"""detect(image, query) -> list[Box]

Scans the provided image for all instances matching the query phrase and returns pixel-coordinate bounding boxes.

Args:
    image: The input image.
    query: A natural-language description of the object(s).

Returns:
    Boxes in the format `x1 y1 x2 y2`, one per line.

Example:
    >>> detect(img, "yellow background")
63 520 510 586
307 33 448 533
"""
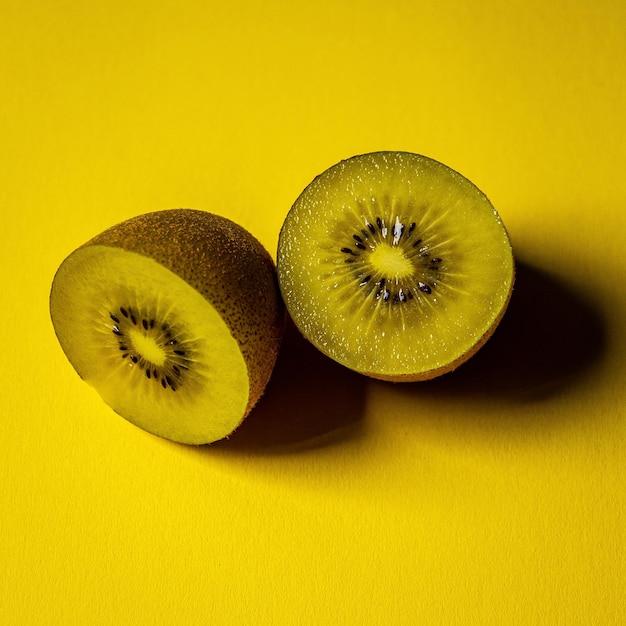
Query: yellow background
1 0 624 624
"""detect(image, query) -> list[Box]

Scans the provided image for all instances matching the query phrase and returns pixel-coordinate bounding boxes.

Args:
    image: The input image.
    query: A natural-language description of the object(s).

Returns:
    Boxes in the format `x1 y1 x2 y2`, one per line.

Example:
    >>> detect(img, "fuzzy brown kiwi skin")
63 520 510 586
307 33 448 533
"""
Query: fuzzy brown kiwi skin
364 262 516 382
81 209 285 416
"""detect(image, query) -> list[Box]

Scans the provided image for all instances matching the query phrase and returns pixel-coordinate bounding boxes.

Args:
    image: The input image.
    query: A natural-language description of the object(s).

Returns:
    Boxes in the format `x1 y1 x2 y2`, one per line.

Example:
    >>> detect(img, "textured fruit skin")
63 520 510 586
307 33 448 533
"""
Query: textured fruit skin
80 208 284 416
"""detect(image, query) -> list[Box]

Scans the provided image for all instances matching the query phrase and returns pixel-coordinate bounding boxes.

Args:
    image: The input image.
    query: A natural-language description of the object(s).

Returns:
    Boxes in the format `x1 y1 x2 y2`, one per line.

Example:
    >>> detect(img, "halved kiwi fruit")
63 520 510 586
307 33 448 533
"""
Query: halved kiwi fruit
50 209 284 444
277 151 514 381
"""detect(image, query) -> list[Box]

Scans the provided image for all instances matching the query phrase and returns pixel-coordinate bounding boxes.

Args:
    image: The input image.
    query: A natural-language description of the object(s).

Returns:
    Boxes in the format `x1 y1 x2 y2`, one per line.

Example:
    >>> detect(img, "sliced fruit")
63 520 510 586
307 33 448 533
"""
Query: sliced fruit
276 151 514 381
50 209 284 444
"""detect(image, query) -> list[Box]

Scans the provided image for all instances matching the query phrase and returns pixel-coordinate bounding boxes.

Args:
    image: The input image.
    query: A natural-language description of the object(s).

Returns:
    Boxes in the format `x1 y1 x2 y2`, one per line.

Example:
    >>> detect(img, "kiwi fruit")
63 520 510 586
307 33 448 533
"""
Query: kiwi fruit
276 151 514 381
50 209 284 444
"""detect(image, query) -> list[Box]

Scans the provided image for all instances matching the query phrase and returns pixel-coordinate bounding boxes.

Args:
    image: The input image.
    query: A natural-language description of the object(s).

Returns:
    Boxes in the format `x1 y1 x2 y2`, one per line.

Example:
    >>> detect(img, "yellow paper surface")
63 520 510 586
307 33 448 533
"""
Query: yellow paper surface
1 0 624 624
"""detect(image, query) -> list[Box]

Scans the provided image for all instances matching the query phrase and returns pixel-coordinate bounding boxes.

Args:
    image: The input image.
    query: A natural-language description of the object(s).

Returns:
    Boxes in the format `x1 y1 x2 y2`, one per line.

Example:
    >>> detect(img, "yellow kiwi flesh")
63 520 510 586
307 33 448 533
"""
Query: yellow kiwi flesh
50 209 284 444
277 152 514 381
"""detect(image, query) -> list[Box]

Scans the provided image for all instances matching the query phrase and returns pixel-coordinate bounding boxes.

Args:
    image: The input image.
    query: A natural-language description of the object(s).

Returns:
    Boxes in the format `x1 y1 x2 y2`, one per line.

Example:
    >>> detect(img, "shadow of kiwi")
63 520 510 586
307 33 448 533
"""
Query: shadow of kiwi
213 316 368 452
212 259 607 452
401 260 608 403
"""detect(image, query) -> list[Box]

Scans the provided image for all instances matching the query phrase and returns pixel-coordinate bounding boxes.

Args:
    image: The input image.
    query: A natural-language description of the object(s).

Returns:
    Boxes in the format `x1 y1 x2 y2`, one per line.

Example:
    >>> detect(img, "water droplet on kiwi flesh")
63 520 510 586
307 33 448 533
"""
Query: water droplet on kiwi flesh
335 207 447 307
108 306 194 392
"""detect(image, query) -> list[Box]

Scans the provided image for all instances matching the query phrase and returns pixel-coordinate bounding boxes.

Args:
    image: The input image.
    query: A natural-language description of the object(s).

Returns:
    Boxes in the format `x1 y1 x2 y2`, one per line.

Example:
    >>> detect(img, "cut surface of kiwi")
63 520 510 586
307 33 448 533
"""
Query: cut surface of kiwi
277 152 514 381
50 209 284 444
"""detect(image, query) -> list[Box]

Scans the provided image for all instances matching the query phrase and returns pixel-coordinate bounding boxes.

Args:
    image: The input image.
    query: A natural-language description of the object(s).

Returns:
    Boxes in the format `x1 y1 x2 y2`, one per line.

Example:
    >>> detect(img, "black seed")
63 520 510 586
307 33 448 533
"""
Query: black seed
130 313 137 325
359 275 371 287
166 376 174 387
145 369 151 379
379 277 386 287
376 217 383 230
408 223 416 235
375 289 383 300
161 378 167 388
412 238 423 248
174 350 185 356
418 282 432 294
383 289 390 302
367 222 376 234
419 251 430 258
431 257 442 264
354 241 366 250
344 258 356 264
110 313 120 324
120 307 129 318
353 234 363 243
142 319 148 330
172 366 180 375
121 353 128 359
407 289 414 300
119 345 128 351
399 289 406 302
112 326 122 336
168 338 177 345
130 355 138 364
170 385 177 392
149 319 155 329
341 247 354 254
